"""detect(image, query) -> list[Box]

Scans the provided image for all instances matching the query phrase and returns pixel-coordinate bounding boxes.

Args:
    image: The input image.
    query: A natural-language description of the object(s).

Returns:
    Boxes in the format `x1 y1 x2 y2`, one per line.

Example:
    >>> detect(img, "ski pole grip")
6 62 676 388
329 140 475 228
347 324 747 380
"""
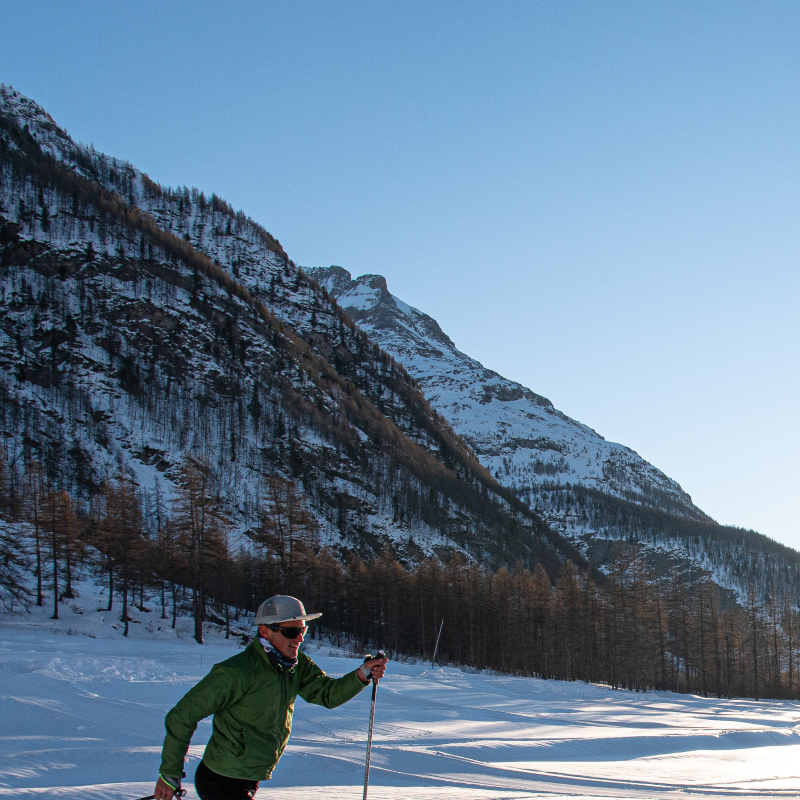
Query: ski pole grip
363 650 386 662
362 651 386 682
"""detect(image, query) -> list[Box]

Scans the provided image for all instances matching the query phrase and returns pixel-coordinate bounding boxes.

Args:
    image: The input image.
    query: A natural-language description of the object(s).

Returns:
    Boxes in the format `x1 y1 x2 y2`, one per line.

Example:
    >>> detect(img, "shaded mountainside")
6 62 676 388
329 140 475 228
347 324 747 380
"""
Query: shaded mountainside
0 84 585 574
308 267 800 601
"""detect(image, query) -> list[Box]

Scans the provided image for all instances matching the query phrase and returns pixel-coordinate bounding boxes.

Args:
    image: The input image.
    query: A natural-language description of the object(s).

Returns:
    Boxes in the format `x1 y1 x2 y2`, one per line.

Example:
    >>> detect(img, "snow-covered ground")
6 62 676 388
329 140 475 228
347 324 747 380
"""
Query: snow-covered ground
2 585 800 799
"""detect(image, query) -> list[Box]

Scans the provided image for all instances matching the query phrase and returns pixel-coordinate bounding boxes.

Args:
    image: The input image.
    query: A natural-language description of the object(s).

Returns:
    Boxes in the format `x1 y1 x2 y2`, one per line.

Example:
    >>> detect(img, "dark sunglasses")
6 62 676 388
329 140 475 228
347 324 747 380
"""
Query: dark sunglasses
268 624 308 639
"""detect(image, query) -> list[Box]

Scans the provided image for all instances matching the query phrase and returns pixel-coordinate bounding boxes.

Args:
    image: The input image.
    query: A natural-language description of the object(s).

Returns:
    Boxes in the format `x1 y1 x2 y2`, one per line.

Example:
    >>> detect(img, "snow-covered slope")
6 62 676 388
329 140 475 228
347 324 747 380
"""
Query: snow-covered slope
305 271 800 600
3 599 800 799
309 267 706 522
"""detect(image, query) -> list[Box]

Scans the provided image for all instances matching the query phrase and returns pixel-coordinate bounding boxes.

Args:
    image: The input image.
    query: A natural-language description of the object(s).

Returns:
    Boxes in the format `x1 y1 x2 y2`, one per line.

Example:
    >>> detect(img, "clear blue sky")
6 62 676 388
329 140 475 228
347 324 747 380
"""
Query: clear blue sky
3 1 799 547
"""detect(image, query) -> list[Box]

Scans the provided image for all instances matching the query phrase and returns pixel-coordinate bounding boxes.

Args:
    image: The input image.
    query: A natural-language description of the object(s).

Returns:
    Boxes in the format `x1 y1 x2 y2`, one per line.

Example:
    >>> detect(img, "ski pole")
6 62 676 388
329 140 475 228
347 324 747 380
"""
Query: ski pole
362 649 385 800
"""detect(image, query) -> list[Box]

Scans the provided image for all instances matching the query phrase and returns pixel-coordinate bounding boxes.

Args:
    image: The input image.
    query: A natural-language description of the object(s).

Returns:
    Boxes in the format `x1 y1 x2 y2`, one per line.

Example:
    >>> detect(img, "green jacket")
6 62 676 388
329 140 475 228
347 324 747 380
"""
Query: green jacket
160 641 366 781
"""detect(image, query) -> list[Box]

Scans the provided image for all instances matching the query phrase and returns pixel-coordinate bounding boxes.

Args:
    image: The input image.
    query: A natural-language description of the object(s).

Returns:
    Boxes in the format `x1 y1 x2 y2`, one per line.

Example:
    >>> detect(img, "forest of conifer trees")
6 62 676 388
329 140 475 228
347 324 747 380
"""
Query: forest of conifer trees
1 453 798 703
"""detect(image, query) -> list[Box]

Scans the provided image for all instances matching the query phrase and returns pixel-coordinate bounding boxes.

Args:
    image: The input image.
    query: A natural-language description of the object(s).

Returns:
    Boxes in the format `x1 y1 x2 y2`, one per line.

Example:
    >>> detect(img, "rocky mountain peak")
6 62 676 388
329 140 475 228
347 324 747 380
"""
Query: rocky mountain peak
308 266 456 351
309 266 800 600
309 265 706 530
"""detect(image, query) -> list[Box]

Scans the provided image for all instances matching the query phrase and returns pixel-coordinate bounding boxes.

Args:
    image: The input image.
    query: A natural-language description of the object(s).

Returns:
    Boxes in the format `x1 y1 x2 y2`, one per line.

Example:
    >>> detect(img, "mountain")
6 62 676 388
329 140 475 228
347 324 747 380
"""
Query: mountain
308 266 800 600
309 268 706 519
0 84 585 574
2 84 798 602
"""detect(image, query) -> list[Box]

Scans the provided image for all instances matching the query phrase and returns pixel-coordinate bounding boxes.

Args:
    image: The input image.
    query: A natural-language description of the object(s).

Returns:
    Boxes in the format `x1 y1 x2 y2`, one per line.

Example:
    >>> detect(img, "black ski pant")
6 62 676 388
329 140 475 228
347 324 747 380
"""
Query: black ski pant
194 759 259 799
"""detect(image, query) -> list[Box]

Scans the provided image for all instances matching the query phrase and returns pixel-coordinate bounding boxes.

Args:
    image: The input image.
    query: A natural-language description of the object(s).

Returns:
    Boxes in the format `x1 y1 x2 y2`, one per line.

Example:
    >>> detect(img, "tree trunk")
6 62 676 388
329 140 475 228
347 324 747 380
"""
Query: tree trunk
122 560 129 637
107 558 114 612
64 540 74 600
34 506 43 607
51 503 59 620
194 586 204 645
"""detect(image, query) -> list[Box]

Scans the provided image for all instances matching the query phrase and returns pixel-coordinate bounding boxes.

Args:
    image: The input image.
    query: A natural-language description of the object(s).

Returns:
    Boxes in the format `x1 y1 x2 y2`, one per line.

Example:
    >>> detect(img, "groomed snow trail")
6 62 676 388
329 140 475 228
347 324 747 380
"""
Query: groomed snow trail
2 592 800 799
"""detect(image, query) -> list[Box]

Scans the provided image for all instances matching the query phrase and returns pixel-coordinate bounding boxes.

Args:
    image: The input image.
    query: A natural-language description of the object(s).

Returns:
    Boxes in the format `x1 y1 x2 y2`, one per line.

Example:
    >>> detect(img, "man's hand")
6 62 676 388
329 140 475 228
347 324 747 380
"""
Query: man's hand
358 654 388 683
153 775 180 799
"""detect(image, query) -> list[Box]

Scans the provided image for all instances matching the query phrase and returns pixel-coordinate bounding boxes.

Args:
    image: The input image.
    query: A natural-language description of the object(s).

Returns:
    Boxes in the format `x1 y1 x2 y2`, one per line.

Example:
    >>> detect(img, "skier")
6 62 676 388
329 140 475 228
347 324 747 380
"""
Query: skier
153 594 388 799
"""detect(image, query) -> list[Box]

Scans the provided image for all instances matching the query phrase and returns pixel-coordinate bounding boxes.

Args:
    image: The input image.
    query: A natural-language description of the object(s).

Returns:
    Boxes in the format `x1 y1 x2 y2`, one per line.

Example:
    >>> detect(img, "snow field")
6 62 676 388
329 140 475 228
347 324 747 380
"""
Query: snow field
2 584 800 799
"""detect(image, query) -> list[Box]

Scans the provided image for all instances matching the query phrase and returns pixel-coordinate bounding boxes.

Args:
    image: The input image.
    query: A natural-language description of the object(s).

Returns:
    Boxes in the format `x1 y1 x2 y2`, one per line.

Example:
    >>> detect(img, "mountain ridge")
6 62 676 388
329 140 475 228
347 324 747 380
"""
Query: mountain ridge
0 84 584 574
308 266 706 517
307 266 800 600
2 83 798 602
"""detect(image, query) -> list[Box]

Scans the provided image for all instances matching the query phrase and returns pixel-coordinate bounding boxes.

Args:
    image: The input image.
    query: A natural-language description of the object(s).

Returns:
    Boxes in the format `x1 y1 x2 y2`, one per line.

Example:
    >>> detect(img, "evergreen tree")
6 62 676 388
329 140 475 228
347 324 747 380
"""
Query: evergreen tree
172 456 226 645
96 475 146 636
253 475 319 595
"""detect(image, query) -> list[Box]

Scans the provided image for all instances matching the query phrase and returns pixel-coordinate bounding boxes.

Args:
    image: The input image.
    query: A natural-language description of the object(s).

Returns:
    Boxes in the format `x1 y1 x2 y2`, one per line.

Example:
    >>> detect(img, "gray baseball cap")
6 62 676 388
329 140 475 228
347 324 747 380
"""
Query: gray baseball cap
255 595 322 626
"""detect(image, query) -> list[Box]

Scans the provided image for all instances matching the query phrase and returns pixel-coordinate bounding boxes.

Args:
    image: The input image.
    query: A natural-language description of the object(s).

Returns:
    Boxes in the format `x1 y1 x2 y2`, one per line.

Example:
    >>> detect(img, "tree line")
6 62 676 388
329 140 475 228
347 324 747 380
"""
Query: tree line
1 452 799 701
524 482 800 603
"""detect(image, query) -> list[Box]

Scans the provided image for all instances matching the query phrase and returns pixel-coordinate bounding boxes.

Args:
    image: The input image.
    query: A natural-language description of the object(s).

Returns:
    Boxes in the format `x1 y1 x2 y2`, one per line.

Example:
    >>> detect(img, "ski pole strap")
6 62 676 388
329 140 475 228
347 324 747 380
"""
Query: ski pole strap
160 772 183 791
133 786 187 799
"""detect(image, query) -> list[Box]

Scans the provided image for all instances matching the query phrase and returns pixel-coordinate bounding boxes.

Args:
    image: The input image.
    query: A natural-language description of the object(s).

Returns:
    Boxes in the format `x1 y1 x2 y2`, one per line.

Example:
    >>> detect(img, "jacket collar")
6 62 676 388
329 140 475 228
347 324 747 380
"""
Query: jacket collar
259 636 298 671
250 636 301 673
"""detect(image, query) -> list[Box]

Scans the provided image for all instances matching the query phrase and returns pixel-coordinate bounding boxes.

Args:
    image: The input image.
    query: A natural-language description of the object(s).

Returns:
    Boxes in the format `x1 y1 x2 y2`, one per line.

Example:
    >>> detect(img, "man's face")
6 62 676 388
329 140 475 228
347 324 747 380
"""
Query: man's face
259 620 307 659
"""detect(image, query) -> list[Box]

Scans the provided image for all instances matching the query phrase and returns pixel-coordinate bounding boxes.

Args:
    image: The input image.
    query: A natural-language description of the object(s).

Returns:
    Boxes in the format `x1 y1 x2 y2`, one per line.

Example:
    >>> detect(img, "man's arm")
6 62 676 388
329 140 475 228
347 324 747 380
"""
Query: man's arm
157 663 244 791
298 654 388 708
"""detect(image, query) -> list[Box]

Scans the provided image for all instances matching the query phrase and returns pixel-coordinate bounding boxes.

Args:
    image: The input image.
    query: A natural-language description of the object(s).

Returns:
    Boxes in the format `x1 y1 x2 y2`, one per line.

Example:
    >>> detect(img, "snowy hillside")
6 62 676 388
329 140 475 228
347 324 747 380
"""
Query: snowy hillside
3 84 798 599
0 84 580 571
306 272 800 599
310 267 703 521
2 593 800 799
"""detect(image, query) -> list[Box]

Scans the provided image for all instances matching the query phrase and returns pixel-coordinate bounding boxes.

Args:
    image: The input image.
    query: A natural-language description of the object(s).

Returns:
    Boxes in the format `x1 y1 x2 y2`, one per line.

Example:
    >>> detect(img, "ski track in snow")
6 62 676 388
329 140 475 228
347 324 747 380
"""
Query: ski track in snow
2 588 800 799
